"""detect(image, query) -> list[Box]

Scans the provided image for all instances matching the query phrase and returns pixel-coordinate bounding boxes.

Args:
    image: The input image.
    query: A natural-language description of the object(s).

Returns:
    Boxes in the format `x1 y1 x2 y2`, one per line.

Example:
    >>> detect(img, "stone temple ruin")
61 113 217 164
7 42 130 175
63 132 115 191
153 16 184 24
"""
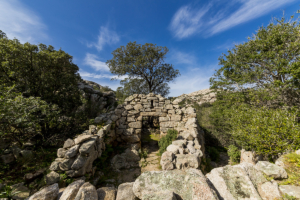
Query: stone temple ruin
48 93 205 180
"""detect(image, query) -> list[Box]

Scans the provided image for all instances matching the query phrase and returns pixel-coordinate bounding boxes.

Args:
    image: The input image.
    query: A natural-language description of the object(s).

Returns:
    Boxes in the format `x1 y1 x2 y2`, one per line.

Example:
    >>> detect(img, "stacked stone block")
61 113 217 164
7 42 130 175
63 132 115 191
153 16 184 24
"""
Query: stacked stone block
49 126 105 178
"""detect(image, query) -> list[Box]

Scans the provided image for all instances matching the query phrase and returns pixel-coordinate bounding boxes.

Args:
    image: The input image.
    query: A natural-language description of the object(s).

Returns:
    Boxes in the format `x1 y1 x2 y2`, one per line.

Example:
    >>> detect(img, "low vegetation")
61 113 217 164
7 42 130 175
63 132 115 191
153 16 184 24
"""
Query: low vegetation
279 153 300 186
158 129 178 156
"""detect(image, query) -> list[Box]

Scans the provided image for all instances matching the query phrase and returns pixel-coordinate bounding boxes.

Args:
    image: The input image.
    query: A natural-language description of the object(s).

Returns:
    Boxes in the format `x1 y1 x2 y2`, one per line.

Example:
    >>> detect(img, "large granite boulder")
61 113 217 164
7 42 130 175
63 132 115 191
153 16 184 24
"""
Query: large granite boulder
28 183 59 200
206 165 261 200
116 182 138 200
74 182 98 200
142 191 178 200
279 185 300 199
59 180 85 200
97 187 117 200
133 169 219 200
255 161 288 179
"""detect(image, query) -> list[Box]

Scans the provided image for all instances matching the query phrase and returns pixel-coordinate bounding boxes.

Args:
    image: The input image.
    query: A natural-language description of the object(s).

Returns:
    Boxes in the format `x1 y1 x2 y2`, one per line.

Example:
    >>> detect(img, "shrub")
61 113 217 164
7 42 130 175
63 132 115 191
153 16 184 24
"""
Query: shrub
228 145 240 164
158 129 178 156
207 146 220 162
229 105 300 158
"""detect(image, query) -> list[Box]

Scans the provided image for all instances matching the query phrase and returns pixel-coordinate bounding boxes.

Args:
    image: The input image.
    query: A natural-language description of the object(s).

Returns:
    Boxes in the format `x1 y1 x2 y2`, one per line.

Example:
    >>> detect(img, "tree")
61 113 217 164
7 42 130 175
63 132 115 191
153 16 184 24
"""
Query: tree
210 17 300 107
0 30 87 144
106 42 180 96
0 30 82 114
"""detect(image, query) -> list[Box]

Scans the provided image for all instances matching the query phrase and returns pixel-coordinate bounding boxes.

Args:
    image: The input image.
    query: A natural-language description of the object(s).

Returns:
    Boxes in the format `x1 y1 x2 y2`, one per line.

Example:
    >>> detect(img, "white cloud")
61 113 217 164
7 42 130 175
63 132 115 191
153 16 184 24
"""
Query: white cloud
210 0 296 35
87 26 120 51
169 5 211 39
170 0 297 39
84 53 110 72
0 0 47 43
79 70 128 80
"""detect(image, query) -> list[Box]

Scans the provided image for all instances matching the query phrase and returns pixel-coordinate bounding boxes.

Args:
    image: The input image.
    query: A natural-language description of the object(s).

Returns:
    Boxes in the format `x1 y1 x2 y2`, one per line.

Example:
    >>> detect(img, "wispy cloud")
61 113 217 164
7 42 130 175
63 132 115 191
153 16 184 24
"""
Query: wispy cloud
169 50 197 65
169 5 211 39
87 25 120 51
0 0 47 43
79 70 128 80
170 0 297 39
84 53 110 72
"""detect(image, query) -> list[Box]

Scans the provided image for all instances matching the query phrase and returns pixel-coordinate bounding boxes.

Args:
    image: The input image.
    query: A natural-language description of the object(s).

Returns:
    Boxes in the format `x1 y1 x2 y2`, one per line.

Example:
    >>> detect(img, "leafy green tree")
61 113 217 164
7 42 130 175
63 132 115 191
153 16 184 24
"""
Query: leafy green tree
0 30 82 114
0 30 87 144
210 17 300 107
0 85 60 145
106 42 180 96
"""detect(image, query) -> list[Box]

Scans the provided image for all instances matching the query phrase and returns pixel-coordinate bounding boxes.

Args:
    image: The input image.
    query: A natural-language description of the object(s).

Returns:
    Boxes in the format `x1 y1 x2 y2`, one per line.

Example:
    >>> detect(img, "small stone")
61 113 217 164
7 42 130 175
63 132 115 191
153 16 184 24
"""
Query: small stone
97 187 117 200
116 182 138 200
57 148 67 158
65 145 80 159
63 139 75 149
89 125 97 134
128 122 142 129
45 171 60 185
79 138 97 155
59 180 85 200
74 135 93 145
74 182 98 200
71 155 87 170
166 145 179 154
1 153 15 164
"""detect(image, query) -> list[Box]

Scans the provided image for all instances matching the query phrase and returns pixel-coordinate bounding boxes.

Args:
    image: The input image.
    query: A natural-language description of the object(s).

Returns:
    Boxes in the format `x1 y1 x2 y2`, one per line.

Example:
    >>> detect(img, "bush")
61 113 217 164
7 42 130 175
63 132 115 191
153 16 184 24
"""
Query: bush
228 145 240 164
229 105 300 158
158 129 178 156
207 146 220 162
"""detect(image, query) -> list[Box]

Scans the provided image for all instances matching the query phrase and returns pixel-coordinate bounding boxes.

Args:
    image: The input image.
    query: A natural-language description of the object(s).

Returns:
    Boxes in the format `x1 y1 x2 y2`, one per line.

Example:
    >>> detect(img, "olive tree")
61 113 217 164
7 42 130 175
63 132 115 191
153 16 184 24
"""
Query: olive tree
106 42 180 96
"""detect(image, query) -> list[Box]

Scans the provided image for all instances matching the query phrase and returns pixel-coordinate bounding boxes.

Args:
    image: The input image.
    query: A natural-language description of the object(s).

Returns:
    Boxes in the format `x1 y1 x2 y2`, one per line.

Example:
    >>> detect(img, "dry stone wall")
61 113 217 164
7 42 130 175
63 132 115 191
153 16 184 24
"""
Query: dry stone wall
48 93 206 181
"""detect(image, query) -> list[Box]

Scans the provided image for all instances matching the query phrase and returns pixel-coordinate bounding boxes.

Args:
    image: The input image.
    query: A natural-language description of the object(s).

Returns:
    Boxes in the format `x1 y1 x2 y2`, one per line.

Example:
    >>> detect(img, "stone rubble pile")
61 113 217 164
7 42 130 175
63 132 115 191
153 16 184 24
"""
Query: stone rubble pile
48 125 105 179
0 140 34 164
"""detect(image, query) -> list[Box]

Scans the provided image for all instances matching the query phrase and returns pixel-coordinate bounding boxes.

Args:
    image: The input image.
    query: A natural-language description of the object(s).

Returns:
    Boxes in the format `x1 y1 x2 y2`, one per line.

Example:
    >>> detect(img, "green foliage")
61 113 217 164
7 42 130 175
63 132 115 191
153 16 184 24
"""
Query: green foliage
282 193 298 200
118 78 170 97
100 86 113 92
279 153 300 186
139 148 149 160
207 146 220 162
107 41 180 96
229 105 300 157
228 145 240 164
0 85 60 143
0 30 88 144
178 99 186 107
158 129 178 156
0 185 20 200
210 16 300 108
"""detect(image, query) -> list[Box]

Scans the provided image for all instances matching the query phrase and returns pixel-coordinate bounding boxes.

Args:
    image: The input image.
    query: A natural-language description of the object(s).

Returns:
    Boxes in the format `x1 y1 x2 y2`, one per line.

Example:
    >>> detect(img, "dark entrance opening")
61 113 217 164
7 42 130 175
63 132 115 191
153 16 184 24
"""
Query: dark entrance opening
141 116 160 154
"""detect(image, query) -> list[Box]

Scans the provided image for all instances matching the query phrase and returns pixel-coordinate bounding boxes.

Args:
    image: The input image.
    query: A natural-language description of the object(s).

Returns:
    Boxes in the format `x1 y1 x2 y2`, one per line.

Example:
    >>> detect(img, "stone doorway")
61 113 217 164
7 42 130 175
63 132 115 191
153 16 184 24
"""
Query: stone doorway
140 116 161 173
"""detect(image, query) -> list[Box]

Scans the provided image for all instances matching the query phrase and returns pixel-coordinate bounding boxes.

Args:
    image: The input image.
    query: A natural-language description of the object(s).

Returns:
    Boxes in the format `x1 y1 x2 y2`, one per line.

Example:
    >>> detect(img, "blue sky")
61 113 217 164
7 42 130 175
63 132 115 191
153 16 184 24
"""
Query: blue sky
0 0 299 96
